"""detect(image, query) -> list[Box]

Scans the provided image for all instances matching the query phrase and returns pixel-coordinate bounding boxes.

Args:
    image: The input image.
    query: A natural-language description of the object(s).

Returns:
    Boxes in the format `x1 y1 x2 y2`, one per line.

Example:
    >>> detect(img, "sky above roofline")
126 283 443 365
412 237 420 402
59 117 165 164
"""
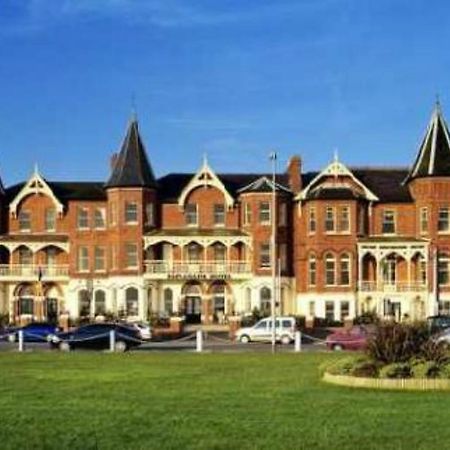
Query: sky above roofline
0 0 449 185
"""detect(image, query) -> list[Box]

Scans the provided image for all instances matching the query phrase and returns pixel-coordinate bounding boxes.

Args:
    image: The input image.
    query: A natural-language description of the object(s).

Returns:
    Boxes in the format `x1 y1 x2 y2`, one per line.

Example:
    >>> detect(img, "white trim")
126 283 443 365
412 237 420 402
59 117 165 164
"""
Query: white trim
237 176 292 195
178 159 234 209
9 168 64 218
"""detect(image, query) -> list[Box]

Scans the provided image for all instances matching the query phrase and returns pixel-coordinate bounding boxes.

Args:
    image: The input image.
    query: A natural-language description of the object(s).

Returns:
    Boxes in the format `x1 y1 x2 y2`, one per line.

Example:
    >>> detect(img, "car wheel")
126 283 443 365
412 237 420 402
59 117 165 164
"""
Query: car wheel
240 335 251 344
281 335 291 345
332 344 343 351
115 341 127 353
8 334 16 343
59 341 71 352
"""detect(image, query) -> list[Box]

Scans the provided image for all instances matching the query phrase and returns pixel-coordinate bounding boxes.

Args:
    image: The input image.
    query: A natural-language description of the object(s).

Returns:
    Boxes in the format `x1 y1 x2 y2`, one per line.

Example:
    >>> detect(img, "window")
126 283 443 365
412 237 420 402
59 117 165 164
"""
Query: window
308 255 316 286
185 203 198 226
325 253 336 285
187 243 201 262
18 210 31 232
125 287 139 316
78 289 91 317
259 202 271 224
308 207 316 233
94 290 106 316
94 208 106 229
438 207 450 233
438 253 450 285
278 203 287 227
260 287 271 314
145 203 155 227
339 254 350 286
325 301 335 321
213 204 225 226
125 202 138 224
339 206 350 233
420 207 428 234
418 257 427 284
243 203 252 225
110 202 117 226
340 301 350 321
308 301 315 317
213 243 226 262
18 247 32 265
45 208 56 231
94 246 106 272
19 298 34 315
125 243 138 268
325 206 335 232
259 242 271 268
77 207 89 229
77 246 89 272
382 210 396 234
46 247 57 266
383 256 397 284
164 288 173 314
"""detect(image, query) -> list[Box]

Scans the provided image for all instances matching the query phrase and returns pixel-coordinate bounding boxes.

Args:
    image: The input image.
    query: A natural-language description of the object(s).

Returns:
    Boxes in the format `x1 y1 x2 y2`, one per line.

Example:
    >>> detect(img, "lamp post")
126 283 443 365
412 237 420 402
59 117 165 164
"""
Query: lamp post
270 151 277 354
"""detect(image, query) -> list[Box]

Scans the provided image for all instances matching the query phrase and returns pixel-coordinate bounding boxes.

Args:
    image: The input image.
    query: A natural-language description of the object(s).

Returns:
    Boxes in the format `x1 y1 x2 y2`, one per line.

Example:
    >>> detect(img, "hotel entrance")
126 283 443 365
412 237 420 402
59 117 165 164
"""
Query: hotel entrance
181 282 202 324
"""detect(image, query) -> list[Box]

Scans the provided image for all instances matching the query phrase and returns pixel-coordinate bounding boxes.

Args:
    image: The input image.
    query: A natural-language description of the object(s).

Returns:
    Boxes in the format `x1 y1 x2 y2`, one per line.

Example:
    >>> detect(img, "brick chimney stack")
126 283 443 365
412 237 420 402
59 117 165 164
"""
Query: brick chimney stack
287 155 302 194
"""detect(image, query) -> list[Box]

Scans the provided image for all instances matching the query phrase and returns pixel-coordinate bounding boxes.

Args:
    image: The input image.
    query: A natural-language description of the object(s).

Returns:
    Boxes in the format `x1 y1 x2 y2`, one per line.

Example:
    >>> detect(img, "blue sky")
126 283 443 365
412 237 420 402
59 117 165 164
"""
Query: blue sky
0 0 450 185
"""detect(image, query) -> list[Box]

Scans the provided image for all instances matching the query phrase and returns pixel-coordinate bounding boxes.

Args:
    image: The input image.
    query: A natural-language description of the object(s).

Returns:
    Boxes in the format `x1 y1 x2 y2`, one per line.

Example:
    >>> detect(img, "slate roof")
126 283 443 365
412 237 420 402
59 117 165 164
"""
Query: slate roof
405 103 450 182
105 118 157 189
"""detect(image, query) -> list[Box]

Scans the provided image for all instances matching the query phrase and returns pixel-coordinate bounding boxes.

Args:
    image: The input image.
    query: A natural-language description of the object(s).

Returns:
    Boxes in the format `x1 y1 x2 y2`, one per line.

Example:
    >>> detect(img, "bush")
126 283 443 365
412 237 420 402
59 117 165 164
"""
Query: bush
379 362 412 379
366 321 430 364
324 355 368 376
354 311 379 326
411 361 441 379
350 359 380 378
438 362 450 379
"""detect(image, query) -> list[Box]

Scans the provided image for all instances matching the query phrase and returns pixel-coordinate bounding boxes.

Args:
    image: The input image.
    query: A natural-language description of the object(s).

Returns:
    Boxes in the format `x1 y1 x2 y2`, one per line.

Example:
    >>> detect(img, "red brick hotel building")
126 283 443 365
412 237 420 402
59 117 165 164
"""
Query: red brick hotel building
1 103 450 324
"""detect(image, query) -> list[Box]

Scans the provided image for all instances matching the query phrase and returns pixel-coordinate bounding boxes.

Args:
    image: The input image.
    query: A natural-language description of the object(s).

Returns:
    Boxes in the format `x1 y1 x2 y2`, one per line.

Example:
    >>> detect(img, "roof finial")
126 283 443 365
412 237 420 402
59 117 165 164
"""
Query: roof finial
435 93 441 114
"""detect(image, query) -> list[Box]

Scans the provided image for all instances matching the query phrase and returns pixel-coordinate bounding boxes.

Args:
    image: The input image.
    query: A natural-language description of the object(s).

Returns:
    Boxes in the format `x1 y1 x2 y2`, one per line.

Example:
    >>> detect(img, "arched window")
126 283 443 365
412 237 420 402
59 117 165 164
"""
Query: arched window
260 287 271 315
17 284 34 315
308 254 316 286
18 247 32 265
78 289 91 317
186 243 201 262
325 253 336 286
213 243 226 262
339 253 350 286
126 287 139 316
163 288 173 315
94 290 106 316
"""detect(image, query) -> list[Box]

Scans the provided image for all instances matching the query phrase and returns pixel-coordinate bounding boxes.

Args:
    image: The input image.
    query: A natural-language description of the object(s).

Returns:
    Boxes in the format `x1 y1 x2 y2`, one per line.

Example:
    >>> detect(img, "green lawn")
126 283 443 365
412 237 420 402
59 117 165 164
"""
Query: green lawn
0 352 449 450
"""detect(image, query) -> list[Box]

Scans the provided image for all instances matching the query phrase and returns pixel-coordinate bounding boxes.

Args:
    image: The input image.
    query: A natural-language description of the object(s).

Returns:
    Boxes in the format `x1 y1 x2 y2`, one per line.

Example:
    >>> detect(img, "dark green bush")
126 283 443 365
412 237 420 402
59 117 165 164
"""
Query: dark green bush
324 356 368 376
379 362 412 379
350 360 380 378
411 361 441 379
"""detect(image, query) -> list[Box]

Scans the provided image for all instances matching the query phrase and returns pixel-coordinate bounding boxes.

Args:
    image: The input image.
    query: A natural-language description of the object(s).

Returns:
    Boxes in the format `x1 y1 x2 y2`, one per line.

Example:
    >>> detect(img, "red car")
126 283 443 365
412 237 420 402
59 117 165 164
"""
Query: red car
326 326 369 351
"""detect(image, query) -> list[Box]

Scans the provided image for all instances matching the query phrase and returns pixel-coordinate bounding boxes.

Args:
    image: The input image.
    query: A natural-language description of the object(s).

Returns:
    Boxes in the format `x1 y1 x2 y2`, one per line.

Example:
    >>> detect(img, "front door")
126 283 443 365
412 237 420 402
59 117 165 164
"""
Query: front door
184 296 201 324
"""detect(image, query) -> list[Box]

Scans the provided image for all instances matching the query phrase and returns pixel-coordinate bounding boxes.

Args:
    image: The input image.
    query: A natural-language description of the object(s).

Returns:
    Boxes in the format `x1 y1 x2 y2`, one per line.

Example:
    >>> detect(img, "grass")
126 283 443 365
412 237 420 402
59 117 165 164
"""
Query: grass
1 352 450 450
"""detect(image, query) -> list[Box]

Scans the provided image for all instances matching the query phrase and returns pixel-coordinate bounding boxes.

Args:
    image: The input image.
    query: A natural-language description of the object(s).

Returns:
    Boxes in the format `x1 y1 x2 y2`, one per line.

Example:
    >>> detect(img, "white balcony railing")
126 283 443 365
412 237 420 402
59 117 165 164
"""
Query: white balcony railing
144 260 252 279
0 264 69 279
359 281 427 293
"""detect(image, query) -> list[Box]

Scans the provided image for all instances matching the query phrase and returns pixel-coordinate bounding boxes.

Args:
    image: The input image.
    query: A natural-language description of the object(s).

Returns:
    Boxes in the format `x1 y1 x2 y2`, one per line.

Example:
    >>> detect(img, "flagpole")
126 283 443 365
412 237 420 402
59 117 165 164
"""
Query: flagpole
270 151 277 354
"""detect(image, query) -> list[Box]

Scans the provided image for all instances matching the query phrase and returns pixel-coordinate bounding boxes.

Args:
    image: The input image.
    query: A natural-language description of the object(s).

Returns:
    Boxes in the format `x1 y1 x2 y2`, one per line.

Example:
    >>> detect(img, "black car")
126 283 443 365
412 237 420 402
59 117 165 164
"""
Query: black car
7 322 60 342
49 323 141 352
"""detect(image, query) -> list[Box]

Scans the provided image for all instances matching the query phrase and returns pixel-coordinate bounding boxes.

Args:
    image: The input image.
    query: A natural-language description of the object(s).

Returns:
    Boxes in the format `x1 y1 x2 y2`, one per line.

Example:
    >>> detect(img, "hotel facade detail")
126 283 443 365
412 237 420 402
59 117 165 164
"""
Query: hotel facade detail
1 103 450 324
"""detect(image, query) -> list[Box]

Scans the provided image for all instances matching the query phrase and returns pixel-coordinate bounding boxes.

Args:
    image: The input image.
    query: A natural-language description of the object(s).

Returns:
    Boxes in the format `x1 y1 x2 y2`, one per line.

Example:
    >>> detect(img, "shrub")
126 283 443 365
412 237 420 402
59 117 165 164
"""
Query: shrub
411 361 441 379
420 340 449 365
324 355 368 376
366 321 430 364
350 360 380 378
354 311 379 326
438 362 450 379
379 362 412 379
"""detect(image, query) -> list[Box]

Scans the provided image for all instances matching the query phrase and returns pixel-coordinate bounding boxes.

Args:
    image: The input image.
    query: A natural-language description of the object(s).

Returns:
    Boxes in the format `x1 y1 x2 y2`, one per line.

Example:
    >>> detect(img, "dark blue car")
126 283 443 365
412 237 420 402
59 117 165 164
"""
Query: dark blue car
48 323 141 352
8 322 60 342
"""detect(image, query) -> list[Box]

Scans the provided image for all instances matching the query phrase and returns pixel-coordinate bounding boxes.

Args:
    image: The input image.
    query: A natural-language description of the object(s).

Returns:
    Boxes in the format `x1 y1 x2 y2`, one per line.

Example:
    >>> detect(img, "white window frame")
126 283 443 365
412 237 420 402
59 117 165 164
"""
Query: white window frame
45 208 56 232
438 207 450 233
339 253 351 286
125 202 138 224
77 207 89 230
77 246 89 272
213 204 225 227
308 206 316 234
259 202 271 225
94 208 106 230
18 210 31 232
325 206 335 233
382 209 396 234
339 206 350 233
185 204 198 227
125 243 138 269
259 242 271 268
243 203 252 225
325 253 336 286
308 254 316 286
94 246 106 272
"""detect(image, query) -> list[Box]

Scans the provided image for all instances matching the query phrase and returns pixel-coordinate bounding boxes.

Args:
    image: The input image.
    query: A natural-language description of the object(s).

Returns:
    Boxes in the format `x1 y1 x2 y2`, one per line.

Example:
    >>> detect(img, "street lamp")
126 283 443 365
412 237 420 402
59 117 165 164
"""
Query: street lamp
270 151 277 354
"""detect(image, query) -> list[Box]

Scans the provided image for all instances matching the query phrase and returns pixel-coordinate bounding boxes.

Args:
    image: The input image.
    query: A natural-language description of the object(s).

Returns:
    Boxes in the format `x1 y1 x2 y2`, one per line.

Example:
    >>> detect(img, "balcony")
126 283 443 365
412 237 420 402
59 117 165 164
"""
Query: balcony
359 281 427 293
0 264 70 281
144 260 252 280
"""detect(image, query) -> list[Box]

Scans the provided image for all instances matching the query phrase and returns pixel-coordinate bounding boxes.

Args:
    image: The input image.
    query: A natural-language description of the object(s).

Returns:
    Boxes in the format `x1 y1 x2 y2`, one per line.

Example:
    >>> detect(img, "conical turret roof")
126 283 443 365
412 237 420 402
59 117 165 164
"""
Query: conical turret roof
405 102 450 182
106 118 157 189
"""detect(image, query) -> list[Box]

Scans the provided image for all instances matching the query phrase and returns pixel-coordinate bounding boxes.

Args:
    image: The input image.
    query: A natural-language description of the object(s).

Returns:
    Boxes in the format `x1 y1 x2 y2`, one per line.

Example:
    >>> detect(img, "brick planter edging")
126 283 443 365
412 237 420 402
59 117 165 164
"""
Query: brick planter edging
323 372 450 391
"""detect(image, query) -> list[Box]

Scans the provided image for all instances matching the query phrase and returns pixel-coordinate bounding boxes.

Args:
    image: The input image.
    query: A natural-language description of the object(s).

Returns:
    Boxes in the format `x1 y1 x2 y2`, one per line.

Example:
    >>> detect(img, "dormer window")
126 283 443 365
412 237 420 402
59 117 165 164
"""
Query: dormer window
18 210 31 232
382 210 396 234
185 204 198 226
125 202 138 224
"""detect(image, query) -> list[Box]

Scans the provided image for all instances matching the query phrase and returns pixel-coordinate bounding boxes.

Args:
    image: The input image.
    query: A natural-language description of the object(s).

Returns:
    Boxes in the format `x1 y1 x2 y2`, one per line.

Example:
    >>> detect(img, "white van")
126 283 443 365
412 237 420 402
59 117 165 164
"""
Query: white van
235 317 296 345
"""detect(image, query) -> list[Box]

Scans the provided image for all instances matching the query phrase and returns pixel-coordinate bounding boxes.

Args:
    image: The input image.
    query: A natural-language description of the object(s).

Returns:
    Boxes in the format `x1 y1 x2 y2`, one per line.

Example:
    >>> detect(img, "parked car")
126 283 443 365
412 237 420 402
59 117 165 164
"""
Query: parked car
8 322 60 343
235 317 296 344
326 326 369 351
126 322 152 341
48 323 141 352
427 315 450 334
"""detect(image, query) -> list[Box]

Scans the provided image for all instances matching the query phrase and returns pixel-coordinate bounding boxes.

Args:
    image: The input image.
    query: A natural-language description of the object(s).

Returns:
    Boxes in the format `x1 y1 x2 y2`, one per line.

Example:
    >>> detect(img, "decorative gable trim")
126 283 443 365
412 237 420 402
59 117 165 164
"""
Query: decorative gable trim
9 167 64 218
296 155 379 202
177 157 234 209
237 176 292 194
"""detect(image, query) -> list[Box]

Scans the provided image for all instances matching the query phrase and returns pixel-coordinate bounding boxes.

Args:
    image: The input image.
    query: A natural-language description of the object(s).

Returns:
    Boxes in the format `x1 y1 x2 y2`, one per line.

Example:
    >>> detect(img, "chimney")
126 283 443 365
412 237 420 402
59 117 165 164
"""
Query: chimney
110 153 118 172
287 155 302 194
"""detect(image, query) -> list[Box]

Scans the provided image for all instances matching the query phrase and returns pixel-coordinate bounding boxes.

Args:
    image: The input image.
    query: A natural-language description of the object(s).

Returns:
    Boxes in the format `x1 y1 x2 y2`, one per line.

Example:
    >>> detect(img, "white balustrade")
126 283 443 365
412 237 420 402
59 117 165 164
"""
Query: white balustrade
0 264 69 278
